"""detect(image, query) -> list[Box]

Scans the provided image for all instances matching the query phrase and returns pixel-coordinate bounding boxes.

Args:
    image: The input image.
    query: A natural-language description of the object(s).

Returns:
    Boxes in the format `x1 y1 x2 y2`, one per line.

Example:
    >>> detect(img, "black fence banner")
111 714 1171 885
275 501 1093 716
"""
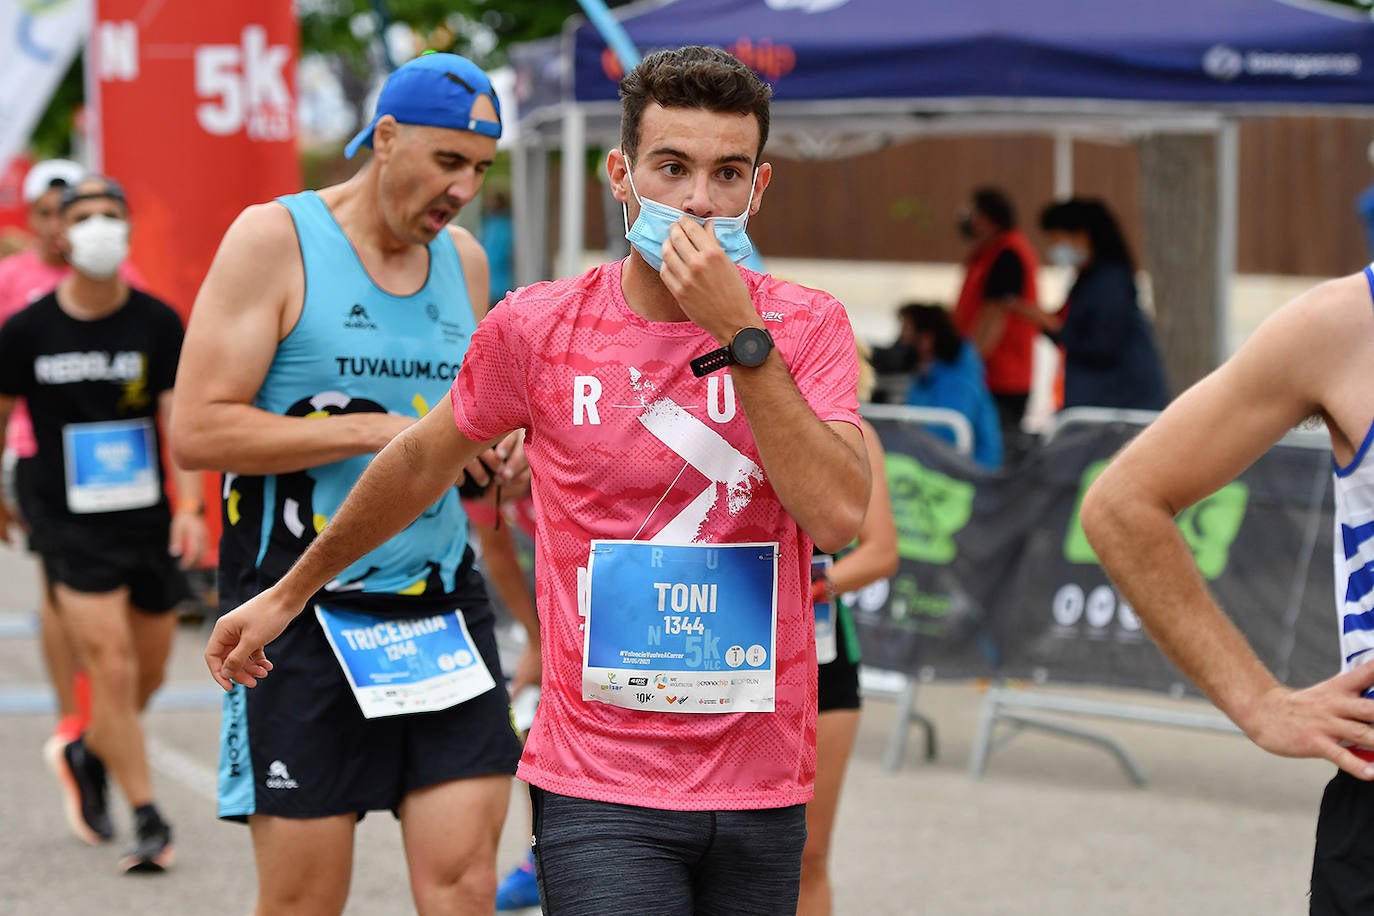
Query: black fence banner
854 414 1339 694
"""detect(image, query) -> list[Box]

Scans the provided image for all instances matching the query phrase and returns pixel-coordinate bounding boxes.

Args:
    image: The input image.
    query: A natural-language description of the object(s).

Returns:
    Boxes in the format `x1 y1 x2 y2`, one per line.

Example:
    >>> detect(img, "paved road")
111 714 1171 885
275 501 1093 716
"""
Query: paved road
0 541 1333 915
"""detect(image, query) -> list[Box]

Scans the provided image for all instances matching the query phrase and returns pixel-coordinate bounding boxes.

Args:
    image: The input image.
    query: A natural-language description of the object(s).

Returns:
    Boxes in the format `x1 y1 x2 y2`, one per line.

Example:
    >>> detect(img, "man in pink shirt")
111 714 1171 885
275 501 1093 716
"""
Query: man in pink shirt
0 160 147 762
206 46 871 915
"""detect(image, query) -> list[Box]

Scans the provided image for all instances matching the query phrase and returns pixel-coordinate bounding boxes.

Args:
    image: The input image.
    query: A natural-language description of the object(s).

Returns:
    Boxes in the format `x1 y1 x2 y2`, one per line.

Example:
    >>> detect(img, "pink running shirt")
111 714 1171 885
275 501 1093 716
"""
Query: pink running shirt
451 260 861 811
0 250 146 456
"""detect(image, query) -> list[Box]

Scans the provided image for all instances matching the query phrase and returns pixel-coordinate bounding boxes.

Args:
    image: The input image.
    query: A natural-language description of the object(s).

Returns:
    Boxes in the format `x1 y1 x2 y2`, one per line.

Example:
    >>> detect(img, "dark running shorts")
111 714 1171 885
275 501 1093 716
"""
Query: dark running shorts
216 568 522 821
817 603 860 714
531 786 806 916
1310 769 1374 913
38 531 189 613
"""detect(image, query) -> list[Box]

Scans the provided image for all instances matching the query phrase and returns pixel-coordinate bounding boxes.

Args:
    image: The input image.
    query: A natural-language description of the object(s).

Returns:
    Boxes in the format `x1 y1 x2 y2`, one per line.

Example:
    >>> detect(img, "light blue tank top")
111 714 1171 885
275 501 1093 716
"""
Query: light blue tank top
224 190 477 601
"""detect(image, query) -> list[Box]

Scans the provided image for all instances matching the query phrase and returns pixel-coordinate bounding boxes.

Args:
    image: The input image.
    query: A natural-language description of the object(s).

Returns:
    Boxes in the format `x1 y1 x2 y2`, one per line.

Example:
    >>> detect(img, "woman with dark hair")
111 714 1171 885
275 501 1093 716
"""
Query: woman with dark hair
1027 198 1169 411
901 303 1003 468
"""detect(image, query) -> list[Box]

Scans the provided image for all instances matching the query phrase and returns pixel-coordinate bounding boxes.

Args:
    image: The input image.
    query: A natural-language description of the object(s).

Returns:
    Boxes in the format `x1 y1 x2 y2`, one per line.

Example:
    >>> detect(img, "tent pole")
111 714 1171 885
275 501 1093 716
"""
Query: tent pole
559 105 587 280
1215 120 1238 363
1053 133 1074 200
512 141 548 288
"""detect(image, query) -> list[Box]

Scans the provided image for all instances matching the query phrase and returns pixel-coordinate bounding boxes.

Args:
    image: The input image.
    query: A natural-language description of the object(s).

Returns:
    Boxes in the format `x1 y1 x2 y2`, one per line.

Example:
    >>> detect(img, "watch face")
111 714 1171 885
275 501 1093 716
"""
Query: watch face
732 327 773 368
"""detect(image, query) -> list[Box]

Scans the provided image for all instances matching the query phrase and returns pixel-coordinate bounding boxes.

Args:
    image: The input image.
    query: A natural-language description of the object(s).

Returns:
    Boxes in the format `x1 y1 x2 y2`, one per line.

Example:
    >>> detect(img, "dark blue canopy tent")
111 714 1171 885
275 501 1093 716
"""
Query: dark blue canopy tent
565 0 1374 107
508 0 1374 358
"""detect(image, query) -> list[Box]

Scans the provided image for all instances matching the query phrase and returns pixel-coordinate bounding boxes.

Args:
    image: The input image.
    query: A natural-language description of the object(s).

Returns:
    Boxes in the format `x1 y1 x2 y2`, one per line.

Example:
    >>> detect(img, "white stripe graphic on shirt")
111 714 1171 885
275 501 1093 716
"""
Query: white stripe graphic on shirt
636 397 763 543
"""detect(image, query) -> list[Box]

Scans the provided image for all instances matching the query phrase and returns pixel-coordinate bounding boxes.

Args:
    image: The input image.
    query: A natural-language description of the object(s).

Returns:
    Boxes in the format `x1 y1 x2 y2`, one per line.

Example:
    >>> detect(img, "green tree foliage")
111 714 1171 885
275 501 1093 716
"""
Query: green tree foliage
300 0 635 70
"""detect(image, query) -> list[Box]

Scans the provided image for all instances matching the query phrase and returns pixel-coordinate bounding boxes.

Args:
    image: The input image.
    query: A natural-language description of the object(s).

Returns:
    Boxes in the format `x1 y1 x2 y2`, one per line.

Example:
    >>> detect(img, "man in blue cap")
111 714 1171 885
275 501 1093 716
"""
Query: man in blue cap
171 52 536 915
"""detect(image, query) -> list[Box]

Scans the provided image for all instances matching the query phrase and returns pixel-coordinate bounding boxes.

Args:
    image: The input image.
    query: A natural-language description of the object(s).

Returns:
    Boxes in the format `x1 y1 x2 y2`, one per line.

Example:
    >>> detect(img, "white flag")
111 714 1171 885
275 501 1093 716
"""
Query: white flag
0 0 92 177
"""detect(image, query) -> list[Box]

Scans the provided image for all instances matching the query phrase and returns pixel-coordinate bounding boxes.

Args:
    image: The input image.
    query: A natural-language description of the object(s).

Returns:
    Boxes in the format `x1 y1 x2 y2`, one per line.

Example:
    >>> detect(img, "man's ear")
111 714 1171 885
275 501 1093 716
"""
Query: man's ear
748 161 773 216
606 148 631 204
372 115 400 161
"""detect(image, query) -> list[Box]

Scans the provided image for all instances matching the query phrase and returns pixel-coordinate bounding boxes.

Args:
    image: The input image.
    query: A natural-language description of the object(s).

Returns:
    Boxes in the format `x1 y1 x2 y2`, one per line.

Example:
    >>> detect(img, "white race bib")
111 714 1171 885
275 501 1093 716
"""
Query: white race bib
813 554 837 665
315 605 496 719
582 541 779 713
62 418 159 513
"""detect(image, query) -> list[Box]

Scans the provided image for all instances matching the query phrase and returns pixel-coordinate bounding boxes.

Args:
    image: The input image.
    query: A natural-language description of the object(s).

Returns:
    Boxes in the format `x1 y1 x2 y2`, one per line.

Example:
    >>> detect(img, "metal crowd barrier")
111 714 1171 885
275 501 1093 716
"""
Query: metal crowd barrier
858 403 975 771
967 407 1328 785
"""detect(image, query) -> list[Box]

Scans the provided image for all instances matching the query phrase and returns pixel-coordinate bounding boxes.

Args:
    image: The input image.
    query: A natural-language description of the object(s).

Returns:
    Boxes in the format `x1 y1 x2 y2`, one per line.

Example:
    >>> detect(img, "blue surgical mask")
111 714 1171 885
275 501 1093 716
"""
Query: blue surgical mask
1048 242 1087 269
621 157 757 271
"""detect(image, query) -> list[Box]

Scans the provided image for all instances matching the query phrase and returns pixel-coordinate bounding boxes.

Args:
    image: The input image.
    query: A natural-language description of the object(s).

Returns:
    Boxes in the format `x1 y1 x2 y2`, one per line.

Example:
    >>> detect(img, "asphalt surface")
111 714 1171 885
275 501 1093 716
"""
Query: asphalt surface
0 540 1334 915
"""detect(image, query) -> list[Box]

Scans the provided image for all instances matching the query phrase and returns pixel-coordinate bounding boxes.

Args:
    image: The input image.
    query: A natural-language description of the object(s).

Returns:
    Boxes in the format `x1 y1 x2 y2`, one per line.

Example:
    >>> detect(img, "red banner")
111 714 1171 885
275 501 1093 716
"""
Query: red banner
89 0 300 319
89 1 302 562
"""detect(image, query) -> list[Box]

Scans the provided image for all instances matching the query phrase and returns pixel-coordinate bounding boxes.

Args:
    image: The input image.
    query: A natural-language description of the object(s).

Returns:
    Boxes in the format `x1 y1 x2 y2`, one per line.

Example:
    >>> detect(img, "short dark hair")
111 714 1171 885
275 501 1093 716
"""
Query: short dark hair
972 187 1016 231
1039 197 1134 271
60 175 128 216
901 302 964 365
619 46 772 165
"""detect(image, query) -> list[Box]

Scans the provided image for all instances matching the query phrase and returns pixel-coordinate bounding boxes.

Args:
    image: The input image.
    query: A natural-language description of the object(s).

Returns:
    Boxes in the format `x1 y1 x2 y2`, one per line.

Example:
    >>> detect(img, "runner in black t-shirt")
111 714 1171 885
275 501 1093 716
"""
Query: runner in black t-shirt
0 176 206 873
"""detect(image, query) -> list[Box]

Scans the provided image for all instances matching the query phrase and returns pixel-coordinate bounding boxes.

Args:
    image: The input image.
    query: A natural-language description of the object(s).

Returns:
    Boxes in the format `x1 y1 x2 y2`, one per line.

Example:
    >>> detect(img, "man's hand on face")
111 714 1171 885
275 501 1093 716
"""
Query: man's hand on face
658 217 756 344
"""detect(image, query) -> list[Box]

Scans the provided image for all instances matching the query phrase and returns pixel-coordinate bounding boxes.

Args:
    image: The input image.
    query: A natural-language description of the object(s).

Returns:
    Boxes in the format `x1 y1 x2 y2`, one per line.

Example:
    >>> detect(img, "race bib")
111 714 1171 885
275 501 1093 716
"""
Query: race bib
62 418 159 513
315 605 496 719
812 554 837 665
582 541 778 713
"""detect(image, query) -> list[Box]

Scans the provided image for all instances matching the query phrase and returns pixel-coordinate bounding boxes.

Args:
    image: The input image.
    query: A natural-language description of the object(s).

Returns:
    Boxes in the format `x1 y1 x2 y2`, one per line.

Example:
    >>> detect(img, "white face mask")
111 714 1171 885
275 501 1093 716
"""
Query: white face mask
66 215 129 279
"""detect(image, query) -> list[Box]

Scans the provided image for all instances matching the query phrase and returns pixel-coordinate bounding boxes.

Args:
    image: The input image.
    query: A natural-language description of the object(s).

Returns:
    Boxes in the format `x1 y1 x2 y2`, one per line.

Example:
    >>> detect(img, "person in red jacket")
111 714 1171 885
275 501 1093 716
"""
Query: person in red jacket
952 187 1040 463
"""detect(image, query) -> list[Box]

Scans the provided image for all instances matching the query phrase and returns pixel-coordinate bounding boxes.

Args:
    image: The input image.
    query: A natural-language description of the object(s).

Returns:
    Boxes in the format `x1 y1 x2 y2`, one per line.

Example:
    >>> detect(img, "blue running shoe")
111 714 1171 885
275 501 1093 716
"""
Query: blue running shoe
495 852 540 911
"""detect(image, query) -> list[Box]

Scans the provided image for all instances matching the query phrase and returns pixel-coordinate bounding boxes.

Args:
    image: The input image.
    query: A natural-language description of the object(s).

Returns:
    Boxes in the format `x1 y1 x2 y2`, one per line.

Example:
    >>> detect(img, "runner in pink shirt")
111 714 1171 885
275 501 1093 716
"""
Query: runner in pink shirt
206 47 872 915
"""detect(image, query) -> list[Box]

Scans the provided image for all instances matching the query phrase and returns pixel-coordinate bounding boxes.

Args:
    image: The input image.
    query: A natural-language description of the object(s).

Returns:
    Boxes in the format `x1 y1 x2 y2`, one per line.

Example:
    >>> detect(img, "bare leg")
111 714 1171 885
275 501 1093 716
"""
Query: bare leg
798 709 862 916
249 814 356 916
128 606 176 711
400 775 510 915
56 584 155 807
37 572 83 730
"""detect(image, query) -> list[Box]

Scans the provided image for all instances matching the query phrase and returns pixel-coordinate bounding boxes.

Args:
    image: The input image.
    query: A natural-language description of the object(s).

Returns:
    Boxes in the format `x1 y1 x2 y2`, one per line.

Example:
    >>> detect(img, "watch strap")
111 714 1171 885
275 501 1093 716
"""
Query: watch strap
691 346 734 378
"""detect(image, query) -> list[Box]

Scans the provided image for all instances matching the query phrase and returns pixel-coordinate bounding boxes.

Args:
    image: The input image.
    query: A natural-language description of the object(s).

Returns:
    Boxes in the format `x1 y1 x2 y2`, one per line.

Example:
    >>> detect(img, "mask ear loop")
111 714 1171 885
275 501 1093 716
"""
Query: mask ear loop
616 149 640 236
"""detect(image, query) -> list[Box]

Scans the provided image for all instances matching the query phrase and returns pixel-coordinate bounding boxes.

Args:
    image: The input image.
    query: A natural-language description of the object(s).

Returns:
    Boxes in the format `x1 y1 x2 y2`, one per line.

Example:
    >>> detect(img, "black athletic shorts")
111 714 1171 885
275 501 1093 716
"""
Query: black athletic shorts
216 563 522 821
1310 768 1374 913
817 603 860 714
38 529 189 613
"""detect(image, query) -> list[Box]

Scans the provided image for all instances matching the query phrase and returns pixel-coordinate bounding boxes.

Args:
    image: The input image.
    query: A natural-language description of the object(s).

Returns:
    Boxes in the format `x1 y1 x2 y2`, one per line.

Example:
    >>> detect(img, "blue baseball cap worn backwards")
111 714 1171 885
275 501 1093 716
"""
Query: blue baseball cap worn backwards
345 51 502 158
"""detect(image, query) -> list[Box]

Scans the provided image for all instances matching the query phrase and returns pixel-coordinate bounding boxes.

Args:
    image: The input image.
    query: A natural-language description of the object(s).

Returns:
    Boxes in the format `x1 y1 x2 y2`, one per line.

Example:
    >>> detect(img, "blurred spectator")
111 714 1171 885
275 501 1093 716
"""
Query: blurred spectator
1022 198 1168 411
479 188 514 307
866 307 920 404
951 187 1040 461
903 303 1003 469
0 228 28 259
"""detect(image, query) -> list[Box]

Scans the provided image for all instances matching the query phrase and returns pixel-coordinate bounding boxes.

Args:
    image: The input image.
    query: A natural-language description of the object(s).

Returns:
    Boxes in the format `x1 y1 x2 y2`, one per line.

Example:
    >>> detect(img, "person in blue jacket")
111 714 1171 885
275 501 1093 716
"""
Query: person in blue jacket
1023 198 1169 412
902 303 1003 468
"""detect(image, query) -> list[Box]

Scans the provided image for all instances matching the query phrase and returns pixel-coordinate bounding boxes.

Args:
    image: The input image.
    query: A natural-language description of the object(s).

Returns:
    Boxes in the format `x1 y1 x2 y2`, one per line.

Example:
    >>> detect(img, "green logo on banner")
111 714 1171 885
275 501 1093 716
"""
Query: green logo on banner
1063 460 1249 580
885 453 976 563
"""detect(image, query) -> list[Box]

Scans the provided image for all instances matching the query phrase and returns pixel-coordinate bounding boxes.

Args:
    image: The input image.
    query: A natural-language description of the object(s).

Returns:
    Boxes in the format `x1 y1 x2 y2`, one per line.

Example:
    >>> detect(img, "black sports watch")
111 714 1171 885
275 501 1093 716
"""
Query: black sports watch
691 326 775 378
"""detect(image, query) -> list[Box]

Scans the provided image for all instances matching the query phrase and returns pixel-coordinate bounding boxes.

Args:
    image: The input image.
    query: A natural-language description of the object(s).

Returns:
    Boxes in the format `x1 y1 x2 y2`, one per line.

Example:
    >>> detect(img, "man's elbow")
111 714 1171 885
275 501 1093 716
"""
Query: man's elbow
169 416 218 471
1080 475 1123 558
809 500 867 555
877 548 900 580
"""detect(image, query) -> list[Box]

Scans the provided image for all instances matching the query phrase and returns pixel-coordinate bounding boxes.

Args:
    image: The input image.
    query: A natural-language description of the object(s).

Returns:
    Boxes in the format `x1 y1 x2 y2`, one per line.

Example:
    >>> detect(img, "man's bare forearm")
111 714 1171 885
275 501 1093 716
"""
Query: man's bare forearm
730 359 869 553
271 409 491 605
